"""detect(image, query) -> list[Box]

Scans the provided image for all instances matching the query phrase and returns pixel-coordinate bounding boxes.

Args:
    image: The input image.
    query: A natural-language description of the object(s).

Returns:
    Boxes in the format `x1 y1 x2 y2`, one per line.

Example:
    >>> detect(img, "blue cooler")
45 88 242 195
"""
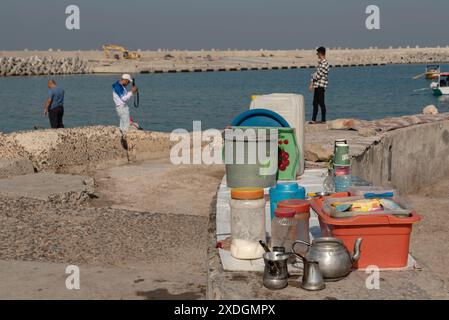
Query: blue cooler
269 182 306 220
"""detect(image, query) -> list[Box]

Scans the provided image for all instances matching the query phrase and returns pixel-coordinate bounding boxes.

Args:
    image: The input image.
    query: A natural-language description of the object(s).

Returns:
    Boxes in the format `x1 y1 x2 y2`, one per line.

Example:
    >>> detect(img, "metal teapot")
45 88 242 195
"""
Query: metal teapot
292 237 362 281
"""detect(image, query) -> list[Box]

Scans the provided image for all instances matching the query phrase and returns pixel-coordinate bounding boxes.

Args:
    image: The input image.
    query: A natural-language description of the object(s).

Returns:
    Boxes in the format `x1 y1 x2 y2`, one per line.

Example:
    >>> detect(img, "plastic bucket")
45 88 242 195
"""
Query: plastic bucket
224 127 278 188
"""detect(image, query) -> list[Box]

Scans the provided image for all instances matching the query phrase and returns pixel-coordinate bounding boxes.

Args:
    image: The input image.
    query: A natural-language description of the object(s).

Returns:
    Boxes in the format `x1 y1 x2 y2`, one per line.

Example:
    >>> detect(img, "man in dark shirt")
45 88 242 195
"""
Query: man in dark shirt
309 47 329 124
44 80 65 128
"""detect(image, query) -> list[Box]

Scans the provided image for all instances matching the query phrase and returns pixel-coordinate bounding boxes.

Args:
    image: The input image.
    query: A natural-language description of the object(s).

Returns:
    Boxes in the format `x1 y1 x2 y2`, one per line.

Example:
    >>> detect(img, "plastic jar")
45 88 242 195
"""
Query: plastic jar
230 188 267 260
278 199 311 255
271 208 297 251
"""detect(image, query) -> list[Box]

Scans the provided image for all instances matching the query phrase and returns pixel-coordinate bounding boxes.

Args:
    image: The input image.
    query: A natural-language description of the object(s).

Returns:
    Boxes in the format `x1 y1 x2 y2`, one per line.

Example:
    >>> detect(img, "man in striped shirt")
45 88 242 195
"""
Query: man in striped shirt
309 47 329 124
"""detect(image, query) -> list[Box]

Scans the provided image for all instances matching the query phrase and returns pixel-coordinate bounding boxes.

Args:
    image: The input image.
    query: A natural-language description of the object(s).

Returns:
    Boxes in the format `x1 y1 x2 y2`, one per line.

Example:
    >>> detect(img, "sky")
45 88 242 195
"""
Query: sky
0 0 448 50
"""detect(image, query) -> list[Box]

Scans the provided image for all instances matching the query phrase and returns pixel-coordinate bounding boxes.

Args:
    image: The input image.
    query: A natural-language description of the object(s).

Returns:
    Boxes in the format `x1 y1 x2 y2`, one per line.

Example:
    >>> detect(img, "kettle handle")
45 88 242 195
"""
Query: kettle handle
291 240 311 260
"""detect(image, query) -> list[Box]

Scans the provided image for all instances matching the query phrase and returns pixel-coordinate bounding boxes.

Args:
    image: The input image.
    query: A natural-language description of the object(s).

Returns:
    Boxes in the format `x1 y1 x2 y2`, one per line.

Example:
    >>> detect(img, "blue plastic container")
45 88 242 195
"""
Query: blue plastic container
269 182 306 220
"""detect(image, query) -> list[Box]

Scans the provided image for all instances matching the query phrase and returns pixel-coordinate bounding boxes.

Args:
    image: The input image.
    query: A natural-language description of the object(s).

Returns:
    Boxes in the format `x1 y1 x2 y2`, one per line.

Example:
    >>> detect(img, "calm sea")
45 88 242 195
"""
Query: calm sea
0 64 448 133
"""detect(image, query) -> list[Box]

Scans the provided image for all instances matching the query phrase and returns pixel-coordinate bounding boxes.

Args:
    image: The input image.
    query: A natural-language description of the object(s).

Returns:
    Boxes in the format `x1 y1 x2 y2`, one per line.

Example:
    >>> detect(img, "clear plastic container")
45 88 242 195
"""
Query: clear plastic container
323 169 336 193
347 186 396 197
271 208 297 251
230 188 267 260
277 199 311 255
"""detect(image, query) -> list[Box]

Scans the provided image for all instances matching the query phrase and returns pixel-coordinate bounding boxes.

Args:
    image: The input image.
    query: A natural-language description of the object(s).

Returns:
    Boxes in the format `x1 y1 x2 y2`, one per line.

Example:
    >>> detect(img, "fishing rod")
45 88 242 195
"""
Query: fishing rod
132 78 140 108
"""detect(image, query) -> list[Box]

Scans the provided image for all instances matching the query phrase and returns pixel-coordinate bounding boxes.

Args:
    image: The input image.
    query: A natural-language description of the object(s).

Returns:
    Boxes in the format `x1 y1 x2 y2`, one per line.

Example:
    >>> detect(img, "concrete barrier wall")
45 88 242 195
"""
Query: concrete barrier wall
352 120 449 194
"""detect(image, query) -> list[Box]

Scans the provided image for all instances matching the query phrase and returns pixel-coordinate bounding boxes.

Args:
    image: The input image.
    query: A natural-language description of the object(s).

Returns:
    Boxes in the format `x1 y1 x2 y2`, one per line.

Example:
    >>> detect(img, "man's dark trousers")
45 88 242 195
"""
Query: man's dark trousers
312 87 326 123
49 106 64 129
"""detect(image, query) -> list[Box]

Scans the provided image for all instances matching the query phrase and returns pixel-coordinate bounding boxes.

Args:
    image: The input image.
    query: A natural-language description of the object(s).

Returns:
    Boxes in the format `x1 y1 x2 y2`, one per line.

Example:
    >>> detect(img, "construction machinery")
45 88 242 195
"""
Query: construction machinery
103 44 141 60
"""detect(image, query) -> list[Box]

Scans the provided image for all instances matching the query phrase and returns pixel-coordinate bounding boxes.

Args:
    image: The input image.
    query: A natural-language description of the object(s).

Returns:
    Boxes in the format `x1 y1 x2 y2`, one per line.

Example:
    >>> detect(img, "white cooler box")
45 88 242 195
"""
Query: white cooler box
250 93 306 176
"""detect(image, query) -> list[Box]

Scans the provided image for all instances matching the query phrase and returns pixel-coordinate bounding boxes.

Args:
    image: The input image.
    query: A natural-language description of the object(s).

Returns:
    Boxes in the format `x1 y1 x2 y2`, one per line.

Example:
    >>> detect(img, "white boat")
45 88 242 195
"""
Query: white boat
431 72 449 96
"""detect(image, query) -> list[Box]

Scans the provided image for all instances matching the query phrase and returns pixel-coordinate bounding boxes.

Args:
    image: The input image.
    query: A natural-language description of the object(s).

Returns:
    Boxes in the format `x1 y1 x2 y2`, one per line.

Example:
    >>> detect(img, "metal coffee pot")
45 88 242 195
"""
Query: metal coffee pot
262 251 289 290
292 237 363 281
300 259 325 291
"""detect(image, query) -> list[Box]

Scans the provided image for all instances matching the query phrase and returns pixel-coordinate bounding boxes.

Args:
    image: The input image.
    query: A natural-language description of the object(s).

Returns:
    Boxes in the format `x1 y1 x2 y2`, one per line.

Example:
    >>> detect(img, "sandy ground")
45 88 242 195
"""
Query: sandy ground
0 157 224 300
409 179 449 287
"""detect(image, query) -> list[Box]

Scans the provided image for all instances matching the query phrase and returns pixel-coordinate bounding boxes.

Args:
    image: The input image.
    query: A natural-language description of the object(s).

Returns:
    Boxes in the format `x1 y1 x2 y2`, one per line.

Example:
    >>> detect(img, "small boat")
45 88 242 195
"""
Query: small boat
431 72 449 96
425 65 440 80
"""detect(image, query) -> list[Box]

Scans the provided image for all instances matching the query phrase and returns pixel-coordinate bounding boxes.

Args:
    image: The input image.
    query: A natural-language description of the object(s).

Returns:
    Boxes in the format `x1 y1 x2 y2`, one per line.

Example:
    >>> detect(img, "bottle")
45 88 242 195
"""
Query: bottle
323 169 335 194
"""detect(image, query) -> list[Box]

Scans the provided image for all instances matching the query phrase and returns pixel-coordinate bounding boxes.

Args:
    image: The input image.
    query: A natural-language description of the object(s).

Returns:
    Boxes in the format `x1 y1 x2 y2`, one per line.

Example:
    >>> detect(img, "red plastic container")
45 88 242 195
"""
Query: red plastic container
311 193 422 269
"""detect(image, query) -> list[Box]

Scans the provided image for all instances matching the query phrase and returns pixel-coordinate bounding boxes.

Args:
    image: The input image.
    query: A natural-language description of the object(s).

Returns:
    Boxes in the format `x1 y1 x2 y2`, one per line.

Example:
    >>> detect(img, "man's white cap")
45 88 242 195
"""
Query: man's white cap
121 74 133 82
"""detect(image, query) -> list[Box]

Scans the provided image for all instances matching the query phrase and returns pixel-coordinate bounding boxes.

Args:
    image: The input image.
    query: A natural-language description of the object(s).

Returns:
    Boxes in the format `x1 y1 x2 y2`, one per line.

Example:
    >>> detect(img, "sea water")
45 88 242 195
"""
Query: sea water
0 64 448 133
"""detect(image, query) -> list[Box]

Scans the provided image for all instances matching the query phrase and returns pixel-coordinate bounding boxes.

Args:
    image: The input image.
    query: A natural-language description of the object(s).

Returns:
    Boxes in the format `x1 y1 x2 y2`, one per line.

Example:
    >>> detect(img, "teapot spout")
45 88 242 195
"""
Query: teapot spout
351 238 363 263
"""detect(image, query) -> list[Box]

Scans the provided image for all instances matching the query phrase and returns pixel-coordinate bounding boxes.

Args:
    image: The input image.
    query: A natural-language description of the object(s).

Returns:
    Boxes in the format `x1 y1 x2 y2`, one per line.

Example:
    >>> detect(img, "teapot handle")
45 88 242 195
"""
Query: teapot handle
291 240 311 260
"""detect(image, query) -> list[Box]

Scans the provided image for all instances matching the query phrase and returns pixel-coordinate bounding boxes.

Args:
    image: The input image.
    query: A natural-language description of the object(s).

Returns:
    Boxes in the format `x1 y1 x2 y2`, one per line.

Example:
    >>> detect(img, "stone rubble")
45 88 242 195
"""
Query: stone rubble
0 56 90 77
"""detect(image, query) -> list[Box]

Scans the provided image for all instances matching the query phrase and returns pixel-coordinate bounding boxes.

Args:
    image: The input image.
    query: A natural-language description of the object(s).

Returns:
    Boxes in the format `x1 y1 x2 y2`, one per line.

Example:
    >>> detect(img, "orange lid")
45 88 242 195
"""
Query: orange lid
231 188 264 200
278 199 311 213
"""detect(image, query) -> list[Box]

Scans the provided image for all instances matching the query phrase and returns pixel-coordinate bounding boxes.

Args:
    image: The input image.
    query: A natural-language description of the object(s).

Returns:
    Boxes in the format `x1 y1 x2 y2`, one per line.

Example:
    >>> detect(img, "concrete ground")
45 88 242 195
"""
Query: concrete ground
0 172 94 203
90 158 224 216
0 157 224 300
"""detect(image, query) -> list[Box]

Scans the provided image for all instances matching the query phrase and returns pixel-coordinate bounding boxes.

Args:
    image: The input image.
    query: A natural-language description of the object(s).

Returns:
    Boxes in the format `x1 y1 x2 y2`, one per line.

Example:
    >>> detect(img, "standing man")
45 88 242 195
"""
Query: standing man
309 47 329 124
44 80 65 128
112 74 138 132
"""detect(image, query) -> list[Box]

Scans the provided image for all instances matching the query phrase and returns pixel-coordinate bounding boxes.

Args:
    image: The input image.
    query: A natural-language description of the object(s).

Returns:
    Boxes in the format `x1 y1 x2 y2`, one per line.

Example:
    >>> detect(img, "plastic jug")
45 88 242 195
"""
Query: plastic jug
269 182 305 220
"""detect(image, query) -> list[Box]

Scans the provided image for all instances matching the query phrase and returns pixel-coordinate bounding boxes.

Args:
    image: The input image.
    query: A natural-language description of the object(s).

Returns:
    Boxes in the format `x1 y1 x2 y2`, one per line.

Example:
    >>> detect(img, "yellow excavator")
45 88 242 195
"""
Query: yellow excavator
103 44 141 60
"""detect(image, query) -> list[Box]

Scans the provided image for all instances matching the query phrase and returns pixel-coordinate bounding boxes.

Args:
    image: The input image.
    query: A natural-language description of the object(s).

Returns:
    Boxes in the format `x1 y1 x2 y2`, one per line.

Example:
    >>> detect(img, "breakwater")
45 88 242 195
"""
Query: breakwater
0 56 90 77
1 46 449 76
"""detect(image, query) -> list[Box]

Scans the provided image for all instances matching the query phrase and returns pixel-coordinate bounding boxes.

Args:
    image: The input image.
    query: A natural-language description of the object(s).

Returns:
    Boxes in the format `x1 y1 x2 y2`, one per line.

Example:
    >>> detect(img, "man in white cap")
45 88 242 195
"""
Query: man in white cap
112 74 138 132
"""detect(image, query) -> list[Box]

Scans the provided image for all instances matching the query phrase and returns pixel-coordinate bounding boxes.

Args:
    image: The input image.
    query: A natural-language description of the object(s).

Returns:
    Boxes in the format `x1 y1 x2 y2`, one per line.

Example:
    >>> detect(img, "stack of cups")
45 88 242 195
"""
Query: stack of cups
334 139 350 166
333 139 352 192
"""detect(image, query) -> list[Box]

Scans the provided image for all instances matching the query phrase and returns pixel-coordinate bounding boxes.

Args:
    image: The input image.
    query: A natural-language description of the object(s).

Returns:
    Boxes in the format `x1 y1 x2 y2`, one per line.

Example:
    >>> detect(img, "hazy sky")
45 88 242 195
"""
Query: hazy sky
1 0 448 50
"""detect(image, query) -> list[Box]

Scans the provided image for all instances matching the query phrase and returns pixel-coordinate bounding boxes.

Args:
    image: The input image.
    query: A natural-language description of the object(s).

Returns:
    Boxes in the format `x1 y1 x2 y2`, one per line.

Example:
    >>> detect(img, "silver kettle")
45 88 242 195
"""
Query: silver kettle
292 237 362 281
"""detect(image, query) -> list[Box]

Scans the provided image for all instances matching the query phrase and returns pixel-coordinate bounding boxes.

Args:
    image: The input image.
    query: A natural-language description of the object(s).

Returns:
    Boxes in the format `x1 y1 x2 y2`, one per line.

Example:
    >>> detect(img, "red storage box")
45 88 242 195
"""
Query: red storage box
311 193 422 269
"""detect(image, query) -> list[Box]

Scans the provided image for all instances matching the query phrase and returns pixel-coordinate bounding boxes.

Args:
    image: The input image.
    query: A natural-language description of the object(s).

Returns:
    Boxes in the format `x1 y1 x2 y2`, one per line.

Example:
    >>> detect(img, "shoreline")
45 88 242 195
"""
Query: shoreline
1 46 449 76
